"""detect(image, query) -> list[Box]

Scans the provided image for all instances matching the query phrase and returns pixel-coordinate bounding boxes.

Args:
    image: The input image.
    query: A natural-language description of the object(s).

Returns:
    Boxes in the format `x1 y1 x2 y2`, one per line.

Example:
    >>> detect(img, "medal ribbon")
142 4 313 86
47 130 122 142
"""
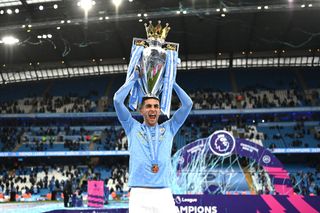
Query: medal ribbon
145 125 159 166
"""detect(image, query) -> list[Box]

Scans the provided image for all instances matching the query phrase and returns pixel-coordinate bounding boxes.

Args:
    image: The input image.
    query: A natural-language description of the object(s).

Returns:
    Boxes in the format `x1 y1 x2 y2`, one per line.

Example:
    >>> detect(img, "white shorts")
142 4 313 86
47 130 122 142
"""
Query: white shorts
129 187 177 213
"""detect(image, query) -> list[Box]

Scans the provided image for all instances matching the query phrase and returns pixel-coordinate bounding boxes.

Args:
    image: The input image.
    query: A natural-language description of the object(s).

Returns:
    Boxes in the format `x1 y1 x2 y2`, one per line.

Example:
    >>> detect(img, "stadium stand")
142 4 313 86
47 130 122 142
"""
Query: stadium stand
0 68 319 204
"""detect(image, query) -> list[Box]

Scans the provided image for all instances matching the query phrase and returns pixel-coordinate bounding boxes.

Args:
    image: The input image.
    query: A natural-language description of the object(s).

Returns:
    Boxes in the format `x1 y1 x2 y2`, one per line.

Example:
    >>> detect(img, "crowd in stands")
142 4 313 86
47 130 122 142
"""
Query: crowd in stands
0 127 21 151
0 76 319 200
290 167 320 195
250 165 274 195
262 122 320 149
105 164 129 194
0 95 97 114
178 88 318 110
0 164 86 201
97 128 128 151
0 126 128 152
174 120 320 155
21 126 93 152
1 88 319 114
248 163 320 196
0 159 318 199
1 120 319 153
35 96 97 113
0 161 129 202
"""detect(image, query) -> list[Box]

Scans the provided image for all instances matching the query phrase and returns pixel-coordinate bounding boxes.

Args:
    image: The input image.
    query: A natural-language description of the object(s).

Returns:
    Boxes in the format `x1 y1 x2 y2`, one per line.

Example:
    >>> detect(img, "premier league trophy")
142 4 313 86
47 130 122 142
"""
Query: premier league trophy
125 20 179 118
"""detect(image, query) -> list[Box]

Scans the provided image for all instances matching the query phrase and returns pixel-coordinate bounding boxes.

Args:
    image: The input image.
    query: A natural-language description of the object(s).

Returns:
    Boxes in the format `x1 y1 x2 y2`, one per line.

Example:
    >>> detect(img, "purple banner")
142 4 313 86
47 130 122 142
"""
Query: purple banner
176 131 294 195
48 194 320 213
173 194 320 213
235 138 294 195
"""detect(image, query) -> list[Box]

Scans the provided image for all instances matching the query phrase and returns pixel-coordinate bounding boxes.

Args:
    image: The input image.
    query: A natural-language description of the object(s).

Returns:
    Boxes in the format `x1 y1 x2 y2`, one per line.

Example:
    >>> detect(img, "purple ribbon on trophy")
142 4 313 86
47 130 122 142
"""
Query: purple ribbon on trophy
125 20 179 118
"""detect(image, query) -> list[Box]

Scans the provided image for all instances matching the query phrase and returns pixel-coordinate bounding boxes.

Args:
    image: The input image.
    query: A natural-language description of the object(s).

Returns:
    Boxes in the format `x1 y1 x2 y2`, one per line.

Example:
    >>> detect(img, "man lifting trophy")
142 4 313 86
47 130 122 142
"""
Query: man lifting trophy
124 20 182 118
114 21 192 213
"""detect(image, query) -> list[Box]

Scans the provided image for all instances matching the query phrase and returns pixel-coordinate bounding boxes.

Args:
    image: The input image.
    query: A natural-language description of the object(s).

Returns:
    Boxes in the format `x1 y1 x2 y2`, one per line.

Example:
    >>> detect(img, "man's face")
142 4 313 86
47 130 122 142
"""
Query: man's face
140 98 160 126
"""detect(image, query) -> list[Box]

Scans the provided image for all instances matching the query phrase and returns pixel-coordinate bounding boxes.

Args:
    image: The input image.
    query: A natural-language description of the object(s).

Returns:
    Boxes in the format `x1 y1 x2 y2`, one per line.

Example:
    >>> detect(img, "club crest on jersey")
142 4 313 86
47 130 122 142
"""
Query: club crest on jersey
160 127 166 135
159 127 166 141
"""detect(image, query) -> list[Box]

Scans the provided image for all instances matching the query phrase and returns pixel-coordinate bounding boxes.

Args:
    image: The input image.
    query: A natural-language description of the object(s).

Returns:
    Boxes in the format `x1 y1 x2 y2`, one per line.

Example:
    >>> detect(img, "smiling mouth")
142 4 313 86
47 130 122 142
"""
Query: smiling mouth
149 114 156 119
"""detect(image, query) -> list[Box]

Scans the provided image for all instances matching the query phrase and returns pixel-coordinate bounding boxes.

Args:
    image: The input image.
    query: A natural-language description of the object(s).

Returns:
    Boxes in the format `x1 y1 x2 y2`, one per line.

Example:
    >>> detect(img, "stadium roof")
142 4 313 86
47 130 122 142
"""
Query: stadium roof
0 0 319 71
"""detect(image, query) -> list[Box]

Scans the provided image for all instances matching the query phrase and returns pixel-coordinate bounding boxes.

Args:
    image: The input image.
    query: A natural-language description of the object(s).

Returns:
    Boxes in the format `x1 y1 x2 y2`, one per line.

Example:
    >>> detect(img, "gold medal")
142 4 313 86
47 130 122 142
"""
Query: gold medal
151 164 159 173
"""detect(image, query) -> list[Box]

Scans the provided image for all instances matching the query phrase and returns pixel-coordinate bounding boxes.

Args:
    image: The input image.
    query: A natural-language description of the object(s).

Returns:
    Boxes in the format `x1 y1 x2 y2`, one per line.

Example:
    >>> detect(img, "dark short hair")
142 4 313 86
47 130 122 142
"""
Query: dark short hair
140 96 160 109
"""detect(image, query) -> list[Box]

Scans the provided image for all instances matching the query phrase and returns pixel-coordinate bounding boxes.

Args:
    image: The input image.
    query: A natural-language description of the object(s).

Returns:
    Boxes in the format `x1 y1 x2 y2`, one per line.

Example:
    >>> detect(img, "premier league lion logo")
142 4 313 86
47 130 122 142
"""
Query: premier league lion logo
175 196 182 204
208 130 236 156
215 134 230 152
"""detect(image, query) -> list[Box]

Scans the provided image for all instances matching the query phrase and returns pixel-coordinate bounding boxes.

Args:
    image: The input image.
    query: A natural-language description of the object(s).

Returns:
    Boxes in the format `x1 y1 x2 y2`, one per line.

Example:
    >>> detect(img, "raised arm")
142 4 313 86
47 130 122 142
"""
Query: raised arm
113 71 139 122
171 82 193 128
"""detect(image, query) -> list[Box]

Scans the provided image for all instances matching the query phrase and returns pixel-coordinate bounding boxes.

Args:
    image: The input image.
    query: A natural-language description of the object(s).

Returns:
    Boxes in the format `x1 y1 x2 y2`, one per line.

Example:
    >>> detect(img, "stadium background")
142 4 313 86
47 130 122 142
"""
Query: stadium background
0 0 319 212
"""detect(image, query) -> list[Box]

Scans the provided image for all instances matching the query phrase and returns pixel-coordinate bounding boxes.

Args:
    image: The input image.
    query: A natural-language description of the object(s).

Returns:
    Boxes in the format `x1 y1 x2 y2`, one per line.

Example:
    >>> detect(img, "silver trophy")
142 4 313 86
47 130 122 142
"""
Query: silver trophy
139 39 167 98
129 21 179 117
136 21 178 98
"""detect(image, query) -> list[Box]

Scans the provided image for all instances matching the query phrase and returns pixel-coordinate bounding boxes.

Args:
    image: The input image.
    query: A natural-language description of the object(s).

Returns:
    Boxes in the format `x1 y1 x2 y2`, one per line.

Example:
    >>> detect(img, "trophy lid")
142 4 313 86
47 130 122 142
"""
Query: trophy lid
144 20 170 42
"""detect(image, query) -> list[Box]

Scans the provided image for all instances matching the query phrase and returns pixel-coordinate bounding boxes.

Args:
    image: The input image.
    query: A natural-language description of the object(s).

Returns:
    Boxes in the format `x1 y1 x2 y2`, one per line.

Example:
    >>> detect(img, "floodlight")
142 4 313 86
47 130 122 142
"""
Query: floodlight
112 0 122 7
2 36 19 45
78 0 95 11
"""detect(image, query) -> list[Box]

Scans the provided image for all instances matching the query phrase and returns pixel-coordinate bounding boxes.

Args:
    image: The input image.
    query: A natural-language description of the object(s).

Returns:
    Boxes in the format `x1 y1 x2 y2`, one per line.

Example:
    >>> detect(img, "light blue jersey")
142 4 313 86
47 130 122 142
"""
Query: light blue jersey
120 117 179 187
113 71 192 188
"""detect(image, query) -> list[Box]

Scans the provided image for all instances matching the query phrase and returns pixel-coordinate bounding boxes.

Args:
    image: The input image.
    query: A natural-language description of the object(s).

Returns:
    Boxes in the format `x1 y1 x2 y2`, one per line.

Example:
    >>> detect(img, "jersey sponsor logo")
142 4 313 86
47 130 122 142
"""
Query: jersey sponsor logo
137 130 148 143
